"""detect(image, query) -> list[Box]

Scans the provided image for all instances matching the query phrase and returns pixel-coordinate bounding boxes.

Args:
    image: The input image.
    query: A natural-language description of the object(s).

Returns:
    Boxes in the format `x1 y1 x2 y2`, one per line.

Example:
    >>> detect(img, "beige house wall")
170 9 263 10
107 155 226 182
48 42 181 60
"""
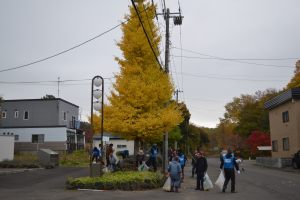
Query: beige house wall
269 100 300 158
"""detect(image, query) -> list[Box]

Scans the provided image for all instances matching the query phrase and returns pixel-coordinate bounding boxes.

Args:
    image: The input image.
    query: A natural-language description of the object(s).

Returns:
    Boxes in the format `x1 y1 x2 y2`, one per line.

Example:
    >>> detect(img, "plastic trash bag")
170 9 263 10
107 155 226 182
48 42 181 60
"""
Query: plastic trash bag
138 162 149 171
203 173 213 190
215 170 225 191
163 177 171 192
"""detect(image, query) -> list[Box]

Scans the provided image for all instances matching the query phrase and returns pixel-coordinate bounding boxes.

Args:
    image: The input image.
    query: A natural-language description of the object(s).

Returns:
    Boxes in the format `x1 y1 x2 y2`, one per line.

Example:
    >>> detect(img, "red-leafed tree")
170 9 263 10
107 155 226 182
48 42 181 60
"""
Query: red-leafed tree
246 131 271 156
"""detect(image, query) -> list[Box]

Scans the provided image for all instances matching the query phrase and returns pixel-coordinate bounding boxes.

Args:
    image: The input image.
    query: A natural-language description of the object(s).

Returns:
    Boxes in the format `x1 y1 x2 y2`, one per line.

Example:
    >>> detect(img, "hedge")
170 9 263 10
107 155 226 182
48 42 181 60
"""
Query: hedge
66 171 165 191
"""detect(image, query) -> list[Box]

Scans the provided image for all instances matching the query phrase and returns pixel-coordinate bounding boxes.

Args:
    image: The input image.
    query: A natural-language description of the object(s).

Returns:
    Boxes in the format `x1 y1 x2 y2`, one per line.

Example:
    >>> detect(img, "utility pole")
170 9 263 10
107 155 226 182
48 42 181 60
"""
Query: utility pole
57 77 60 98
158 5 183 173
164 9 170 74
174 89 183 102
174 89 183 150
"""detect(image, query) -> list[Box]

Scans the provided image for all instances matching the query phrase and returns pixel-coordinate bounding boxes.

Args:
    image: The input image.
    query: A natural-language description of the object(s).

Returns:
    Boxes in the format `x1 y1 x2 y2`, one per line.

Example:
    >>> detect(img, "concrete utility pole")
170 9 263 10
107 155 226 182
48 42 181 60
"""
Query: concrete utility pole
174 89 183 149
174 89 183 102
158 6 183 173
57 77 60 98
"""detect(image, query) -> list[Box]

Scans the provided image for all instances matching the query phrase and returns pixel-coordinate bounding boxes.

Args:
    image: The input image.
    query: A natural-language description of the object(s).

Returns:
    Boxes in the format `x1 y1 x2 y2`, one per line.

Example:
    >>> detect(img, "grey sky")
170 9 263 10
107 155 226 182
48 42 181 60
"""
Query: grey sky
0 0 299 128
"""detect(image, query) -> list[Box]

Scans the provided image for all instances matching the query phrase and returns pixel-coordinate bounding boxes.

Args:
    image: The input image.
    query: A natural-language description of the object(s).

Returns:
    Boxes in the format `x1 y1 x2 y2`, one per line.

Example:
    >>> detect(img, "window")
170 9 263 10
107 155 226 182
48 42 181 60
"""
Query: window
282 111 289 123
14 110 19 118
14 135 19 141
283 137 290 151
32 134 44 143
63 112 67 121
272 140 278 152
1 111 7 118
23 111 29 120
117 144 127 149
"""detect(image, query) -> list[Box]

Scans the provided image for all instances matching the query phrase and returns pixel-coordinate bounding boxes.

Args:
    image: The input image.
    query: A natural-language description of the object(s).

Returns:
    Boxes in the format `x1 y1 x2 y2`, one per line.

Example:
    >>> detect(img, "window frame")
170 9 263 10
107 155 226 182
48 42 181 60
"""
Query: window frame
14 135 19 141
23 110 29 120
117 144 127 149
282 137 290 151
1 110 7 119
32 134 44 143
14 110 19 118
63 111 67 121
282 111 289 123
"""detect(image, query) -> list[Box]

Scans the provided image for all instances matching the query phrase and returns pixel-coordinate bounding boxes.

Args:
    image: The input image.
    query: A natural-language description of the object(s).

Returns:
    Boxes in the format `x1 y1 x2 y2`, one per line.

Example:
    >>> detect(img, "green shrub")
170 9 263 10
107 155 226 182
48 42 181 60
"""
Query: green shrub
66 171 165 191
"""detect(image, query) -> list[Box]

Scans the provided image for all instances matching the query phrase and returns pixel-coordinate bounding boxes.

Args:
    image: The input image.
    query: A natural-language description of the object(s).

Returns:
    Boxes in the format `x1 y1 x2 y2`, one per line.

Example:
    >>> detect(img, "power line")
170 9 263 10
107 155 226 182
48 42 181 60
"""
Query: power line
0 25 123 73
172 55 299 61
172 47 295 68
185 98 226 103
170 48 182 92
130 0 163 70
142 2 164 66
0 77 114 85
179 24 185 101
173 71 288 82
0 7 153 74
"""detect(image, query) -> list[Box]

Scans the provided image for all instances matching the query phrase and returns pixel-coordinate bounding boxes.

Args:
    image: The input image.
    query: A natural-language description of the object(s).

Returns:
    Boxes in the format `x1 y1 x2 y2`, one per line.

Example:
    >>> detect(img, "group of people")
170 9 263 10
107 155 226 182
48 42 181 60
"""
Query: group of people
135 144 159 172
167 148 241 193
91 143 117 171
167 149 206 192
93 143 241 193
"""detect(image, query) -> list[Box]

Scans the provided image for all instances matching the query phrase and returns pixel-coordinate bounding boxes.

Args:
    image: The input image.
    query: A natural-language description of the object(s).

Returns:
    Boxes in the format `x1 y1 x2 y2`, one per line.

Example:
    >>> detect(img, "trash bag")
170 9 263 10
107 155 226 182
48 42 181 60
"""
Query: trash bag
163 177 171 192
203 173 213 190
138 162 149 171
215 171 225 191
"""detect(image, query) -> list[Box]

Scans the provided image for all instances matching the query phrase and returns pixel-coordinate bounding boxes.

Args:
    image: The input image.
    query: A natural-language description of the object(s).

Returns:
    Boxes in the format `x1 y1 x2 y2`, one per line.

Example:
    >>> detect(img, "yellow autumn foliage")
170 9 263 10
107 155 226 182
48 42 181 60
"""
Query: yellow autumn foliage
102 0 183 142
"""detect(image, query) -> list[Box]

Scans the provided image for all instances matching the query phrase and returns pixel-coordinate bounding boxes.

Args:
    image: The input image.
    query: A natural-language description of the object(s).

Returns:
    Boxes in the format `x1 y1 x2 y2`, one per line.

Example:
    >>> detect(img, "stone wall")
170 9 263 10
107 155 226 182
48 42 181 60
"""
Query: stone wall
256 157 292 168
15 142 66 153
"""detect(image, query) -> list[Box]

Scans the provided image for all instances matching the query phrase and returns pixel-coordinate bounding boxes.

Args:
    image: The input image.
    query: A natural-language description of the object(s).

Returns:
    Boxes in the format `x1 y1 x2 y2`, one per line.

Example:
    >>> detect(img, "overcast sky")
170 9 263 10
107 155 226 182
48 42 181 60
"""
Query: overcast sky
0 0 299 128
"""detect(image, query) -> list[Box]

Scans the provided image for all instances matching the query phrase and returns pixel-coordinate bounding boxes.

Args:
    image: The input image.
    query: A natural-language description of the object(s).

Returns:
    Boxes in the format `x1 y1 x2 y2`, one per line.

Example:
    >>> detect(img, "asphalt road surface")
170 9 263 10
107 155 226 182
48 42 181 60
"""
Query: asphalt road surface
0 158 299 200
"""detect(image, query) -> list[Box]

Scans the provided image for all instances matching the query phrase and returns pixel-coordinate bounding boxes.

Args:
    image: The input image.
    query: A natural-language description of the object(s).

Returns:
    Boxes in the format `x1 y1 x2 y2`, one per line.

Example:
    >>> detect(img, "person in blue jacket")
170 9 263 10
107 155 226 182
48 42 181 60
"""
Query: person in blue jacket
220 148 240 193
178 149 187 181
168 156 182 192
147 144 158 172
91 146 100 163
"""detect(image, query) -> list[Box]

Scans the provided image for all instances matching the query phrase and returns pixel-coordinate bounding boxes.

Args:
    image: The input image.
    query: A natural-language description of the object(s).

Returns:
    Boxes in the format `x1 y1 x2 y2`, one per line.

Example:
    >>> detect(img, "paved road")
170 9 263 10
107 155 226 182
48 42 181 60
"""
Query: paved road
0 158 299 200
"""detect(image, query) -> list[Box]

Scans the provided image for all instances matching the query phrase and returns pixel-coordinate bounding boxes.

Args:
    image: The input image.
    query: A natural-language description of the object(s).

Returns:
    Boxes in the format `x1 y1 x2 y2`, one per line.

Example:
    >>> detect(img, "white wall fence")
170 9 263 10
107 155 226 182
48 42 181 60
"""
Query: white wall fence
0 135 14 161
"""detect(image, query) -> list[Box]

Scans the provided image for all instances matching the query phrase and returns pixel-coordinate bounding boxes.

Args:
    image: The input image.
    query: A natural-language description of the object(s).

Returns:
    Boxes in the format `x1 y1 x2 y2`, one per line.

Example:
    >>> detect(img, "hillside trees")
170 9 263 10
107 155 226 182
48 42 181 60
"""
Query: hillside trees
222 89 278 137
286 60 300 89
213 89 278 156
103 0 183 145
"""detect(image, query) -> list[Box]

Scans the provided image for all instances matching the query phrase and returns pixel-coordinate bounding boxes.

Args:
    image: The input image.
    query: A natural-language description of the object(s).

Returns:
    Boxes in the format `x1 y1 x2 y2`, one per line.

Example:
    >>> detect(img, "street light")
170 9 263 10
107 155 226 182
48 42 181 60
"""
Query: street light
90 75 104 177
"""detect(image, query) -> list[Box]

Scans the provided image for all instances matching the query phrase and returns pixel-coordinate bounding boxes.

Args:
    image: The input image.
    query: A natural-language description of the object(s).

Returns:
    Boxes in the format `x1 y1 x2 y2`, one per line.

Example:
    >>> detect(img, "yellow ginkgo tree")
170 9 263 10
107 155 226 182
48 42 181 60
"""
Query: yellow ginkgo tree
103 0 183 144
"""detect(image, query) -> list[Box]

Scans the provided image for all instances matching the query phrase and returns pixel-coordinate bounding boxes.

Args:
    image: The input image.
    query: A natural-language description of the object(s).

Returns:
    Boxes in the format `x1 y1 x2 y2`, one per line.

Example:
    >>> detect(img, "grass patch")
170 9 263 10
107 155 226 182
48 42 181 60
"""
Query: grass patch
60 150 90 167
66 171 165 190
0 153 39 168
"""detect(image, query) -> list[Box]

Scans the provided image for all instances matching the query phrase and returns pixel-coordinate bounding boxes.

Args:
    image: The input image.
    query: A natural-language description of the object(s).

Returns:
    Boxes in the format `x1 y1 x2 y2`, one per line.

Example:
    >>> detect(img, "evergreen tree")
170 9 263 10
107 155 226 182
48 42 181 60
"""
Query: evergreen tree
103 0 183 143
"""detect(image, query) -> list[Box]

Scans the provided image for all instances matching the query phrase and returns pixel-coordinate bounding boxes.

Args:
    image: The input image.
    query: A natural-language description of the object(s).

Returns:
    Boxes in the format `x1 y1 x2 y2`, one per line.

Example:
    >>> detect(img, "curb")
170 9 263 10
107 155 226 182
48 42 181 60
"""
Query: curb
0 168 43 175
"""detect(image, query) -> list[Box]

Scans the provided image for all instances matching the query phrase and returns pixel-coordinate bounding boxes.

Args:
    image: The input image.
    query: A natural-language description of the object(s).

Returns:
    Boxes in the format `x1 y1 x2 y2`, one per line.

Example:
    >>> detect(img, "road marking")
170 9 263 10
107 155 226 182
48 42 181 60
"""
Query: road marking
77 189 105 192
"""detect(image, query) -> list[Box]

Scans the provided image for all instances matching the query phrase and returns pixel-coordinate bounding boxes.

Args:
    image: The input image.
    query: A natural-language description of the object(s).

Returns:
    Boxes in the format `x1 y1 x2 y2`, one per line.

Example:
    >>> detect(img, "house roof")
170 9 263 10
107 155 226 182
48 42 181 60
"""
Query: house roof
264 88 300 110
2 98 79 108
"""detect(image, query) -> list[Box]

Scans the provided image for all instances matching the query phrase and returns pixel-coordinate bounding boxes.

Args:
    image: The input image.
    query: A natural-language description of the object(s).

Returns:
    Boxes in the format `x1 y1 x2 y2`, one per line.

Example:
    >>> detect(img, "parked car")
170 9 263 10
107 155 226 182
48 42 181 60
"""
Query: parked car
292 150 300 169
